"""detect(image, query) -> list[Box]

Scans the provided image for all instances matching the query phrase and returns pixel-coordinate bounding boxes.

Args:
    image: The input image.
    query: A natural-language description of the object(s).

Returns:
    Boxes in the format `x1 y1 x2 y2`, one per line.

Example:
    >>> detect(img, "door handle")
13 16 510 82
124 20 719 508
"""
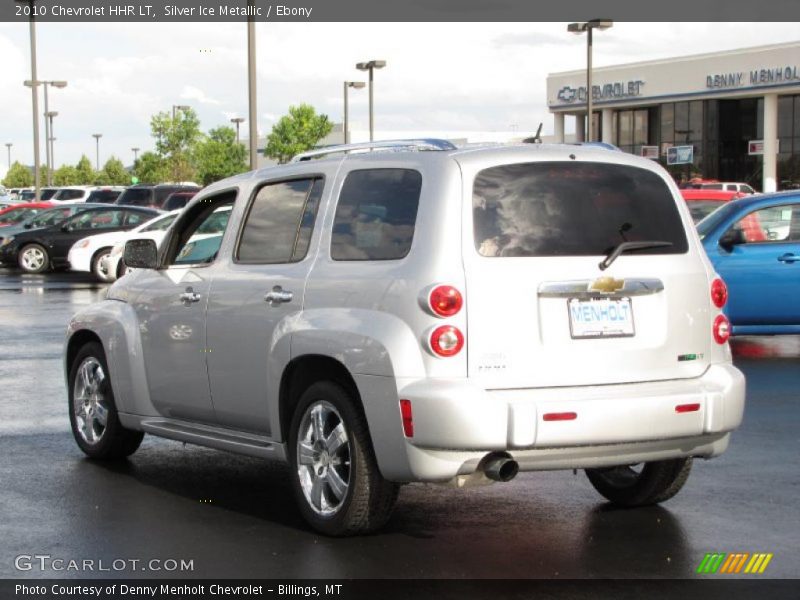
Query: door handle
777 253 799 263
179 287 201 305
264 286 293 304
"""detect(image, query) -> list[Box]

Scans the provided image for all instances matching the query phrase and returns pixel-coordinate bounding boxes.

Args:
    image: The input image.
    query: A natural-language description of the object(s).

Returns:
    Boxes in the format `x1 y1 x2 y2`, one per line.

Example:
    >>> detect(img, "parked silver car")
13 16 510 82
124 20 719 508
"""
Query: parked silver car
64 140 745 535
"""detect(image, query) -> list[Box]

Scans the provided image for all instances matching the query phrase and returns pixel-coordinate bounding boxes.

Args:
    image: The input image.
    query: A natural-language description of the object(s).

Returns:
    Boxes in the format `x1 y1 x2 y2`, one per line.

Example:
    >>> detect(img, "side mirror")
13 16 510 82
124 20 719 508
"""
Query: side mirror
24 223 33 229
124 238 159 269
719 228 745 251
61 224 70 232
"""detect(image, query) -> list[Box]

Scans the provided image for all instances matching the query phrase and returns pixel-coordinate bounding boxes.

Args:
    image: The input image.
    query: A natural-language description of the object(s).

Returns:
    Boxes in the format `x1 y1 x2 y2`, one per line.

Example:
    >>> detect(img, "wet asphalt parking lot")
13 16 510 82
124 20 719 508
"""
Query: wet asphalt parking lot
0 269 798 584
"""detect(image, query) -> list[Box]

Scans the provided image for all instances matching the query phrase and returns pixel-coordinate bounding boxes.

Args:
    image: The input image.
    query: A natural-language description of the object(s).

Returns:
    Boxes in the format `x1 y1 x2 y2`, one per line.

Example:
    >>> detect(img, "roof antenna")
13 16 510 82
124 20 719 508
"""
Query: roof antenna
522 123 543 144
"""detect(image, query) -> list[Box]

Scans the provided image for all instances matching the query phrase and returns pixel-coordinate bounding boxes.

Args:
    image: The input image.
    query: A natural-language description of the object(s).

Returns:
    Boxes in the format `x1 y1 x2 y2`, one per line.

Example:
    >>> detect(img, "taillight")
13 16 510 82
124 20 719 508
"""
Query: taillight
399 399 413 437
429 285 463 317
711 278 728 308
713 314 731 344
429 325 464 357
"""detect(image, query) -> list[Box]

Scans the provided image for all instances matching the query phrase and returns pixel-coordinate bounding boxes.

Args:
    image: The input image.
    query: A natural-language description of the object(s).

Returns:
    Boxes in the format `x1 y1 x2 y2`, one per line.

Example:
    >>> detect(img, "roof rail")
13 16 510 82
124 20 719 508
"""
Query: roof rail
291 138 458 162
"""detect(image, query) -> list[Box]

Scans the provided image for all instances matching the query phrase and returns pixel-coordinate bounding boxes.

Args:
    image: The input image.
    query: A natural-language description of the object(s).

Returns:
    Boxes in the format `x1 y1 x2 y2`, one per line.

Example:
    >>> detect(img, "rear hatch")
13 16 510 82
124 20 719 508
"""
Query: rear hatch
461 155 712 389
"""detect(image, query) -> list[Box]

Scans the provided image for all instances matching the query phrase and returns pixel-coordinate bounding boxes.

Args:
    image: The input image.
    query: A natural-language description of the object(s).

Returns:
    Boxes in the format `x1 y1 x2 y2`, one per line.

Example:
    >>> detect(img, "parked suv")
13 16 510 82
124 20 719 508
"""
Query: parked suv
65 140 745 536
115 184 200 209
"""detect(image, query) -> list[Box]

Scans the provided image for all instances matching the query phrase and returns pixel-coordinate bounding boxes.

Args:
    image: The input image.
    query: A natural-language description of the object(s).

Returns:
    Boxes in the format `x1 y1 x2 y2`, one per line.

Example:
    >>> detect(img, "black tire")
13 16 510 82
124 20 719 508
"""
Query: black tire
18 243 49 273
288 381 399 536
91 247 113 282
585 458 692 507
68 341 144 459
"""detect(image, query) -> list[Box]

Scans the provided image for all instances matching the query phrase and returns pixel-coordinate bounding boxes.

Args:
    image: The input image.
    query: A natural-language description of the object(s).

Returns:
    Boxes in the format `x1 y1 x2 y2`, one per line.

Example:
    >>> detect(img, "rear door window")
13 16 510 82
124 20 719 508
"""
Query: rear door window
331 169 422 261
472 162 688 257
117 188 152 206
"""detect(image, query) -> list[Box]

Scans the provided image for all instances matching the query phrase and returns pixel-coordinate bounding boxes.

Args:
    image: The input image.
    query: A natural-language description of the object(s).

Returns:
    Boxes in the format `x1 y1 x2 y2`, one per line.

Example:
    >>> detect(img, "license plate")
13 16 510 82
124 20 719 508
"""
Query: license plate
568 297 635 339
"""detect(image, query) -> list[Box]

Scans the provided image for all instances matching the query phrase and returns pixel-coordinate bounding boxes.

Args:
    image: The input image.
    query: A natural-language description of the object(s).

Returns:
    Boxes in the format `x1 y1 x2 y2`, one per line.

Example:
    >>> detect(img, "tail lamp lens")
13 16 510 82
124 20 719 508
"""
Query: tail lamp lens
429 285 463 317
711 278 728 308
713 314 731 344
399 399 413 437
430 325 464 357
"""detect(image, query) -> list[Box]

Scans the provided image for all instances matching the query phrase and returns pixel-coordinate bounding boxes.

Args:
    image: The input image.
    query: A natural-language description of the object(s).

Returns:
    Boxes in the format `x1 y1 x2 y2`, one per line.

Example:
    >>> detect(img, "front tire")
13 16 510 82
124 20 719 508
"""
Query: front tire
289 381 399 536
91 247 113 282
68 341 144 459
18 243 49 273
585 458 692 507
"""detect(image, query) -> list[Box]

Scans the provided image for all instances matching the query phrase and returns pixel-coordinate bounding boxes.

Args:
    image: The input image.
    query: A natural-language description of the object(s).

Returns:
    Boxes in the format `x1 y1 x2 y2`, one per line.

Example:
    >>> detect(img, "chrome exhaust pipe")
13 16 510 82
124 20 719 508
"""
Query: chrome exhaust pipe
482 453 519 482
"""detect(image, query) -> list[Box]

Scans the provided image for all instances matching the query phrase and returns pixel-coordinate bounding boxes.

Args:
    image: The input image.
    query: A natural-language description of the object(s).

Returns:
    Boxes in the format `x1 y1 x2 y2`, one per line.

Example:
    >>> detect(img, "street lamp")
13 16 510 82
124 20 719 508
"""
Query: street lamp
92 133 102 171
45 111 58 173
24 79 67 185
230 117 245 143
247 0 257 170
355 60 386 142
17 0 41 199
5 143 11 170
567 19 613 143
131 147 140 162
343 81 365 145
172 104 190 120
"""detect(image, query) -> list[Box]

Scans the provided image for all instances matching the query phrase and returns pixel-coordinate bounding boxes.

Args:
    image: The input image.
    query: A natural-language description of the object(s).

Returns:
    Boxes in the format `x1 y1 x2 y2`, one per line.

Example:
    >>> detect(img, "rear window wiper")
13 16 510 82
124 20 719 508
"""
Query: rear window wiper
599 241 673 271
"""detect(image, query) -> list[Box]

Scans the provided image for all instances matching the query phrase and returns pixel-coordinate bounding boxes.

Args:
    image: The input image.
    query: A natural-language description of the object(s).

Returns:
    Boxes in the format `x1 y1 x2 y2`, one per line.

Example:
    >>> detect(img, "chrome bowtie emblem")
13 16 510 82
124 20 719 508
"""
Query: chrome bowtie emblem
589 276 625 294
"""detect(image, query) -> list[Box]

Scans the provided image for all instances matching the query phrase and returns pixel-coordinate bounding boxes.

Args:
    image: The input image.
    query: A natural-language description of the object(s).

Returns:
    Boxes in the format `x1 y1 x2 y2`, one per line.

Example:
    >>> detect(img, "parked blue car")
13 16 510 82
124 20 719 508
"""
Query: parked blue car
698 191 800 335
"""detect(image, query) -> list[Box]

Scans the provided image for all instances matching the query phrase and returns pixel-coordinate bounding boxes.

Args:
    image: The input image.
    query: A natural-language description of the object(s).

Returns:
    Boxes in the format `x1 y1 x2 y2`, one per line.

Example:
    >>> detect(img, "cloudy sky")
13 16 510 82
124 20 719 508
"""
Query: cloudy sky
1 21 798 171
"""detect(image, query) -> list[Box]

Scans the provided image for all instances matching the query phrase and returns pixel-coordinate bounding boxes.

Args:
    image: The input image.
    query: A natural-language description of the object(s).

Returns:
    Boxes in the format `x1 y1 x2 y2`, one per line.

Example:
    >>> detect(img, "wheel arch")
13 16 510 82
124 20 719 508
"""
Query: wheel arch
65 329 103 379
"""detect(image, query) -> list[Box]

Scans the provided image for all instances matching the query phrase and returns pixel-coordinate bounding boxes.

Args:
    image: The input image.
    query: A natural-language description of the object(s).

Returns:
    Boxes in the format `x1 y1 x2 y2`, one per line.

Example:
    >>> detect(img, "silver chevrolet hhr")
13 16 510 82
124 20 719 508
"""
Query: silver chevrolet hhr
65 140 745 536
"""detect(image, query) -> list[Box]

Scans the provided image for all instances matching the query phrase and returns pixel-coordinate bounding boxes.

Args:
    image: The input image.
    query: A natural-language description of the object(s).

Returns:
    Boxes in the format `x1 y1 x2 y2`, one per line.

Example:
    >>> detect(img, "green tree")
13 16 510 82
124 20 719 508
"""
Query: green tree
53 165 80 186
98 157 130 186
2 162 33 187
193 126 248 186
151 108 201 182
264 104 333 164
133 151 169 184
75 155 96 185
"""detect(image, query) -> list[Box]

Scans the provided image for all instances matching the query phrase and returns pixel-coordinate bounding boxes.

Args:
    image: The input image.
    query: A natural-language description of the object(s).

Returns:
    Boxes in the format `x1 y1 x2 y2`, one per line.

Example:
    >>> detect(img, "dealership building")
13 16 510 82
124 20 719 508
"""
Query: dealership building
547 42 800 192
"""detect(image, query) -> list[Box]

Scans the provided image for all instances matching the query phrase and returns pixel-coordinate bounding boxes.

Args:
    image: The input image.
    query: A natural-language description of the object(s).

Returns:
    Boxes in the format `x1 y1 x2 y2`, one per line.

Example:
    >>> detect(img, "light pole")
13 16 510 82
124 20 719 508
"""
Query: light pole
230 117 245 144
92 133 102 171
24 79 67 185
131 147 140 163
343 81 365 145
45 111 57 174
5 143 11 170
17 0 41 199
355 60 386 142
247 0 258 170
567 19 613 143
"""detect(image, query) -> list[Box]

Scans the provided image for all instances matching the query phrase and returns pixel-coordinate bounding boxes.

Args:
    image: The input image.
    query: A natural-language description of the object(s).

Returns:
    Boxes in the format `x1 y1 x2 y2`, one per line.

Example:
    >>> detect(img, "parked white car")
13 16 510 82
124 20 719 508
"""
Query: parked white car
68 210 177 281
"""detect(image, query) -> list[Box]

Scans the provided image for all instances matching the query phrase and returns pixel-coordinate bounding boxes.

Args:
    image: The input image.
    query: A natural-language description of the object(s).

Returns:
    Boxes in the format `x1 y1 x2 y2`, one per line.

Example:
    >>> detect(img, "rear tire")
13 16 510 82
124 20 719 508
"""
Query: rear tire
68 341 144 459
585 458 692 507
289 381 399 536
18 243 49 273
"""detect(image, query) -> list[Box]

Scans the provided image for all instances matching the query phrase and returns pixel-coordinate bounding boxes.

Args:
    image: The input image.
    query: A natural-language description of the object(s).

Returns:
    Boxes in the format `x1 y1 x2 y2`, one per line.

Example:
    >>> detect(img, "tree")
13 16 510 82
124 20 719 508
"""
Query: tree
53 165 80 186
193 126 248 186
264 104 333 164
75 155 96 185
132 151 169 184
151 108 201 182
2 162 33 187
98 157 130 186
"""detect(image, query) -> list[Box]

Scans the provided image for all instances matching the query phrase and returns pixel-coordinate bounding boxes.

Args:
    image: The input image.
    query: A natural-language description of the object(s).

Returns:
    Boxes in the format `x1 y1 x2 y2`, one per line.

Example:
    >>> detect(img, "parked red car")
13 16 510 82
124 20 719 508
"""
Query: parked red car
0 202 55 227
680 189 745 223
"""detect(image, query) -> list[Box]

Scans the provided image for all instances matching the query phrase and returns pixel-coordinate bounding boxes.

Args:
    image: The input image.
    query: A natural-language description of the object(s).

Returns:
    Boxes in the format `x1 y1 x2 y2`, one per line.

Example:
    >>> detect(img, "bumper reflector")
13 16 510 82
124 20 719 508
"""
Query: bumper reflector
399 399 414 437
675 403 701 413
542 412 577 422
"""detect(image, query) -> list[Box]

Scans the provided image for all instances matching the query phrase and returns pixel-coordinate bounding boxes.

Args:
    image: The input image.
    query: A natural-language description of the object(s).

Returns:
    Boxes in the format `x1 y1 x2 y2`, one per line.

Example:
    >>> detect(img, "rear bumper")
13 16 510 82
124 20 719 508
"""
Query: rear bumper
393 363 744 481
67 248 91 272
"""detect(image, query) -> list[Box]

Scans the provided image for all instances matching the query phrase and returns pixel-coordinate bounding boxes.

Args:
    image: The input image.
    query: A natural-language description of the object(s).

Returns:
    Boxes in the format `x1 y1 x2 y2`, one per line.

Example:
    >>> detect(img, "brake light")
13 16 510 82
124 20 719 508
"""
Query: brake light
399 400 413 437
713 314 731 344
711 278 728 308
429 325 464 357
429 285 463 317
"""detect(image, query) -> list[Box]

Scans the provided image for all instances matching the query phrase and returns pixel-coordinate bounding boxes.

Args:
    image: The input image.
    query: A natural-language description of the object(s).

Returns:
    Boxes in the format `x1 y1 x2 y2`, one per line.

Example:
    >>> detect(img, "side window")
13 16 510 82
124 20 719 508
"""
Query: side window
236 178 323 264
142 214 178 232
124 211 150 226
68 210 121 230
166 191 236 266
727 205 799 243
725 184 736 191
330 169 422 261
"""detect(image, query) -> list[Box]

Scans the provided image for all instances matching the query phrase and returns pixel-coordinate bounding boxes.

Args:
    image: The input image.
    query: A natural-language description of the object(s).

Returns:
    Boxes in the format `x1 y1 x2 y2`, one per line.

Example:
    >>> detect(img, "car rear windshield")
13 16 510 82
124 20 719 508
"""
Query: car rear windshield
117 188 153 206
86 190 121 203
686 200 726 223
472 162 688 257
